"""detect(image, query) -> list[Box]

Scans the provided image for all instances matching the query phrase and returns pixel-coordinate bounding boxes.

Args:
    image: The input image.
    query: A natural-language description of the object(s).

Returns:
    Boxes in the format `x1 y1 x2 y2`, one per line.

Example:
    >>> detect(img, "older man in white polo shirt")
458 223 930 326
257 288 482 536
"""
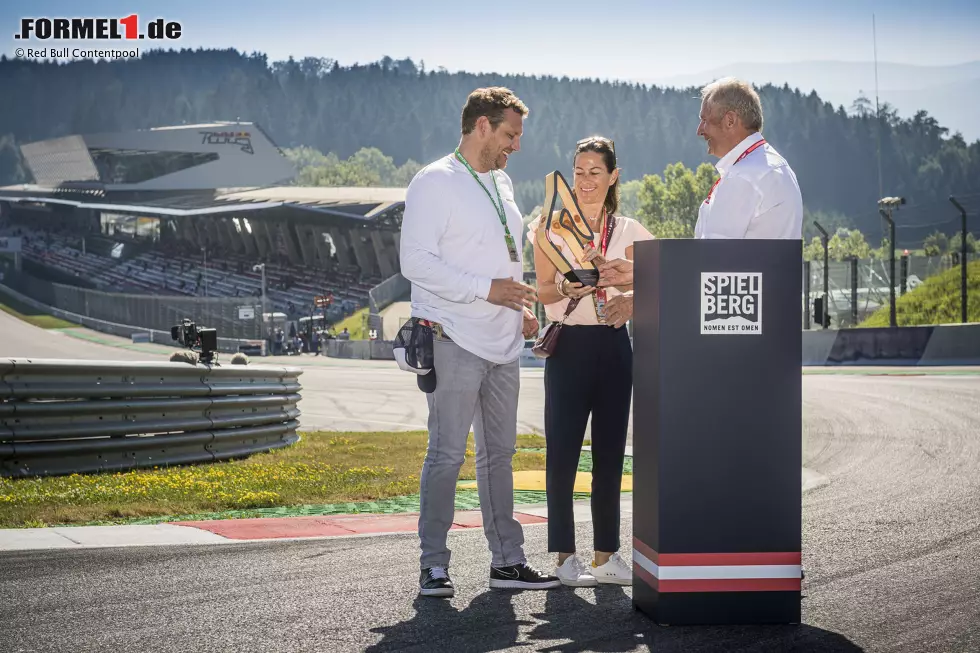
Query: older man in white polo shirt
597 78 803 327
694 77 803 239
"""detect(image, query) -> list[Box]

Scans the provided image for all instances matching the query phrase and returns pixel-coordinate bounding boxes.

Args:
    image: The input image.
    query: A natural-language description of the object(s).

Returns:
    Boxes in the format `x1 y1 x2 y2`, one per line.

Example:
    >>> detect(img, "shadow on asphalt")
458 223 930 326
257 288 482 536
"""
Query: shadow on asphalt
366 585 864 653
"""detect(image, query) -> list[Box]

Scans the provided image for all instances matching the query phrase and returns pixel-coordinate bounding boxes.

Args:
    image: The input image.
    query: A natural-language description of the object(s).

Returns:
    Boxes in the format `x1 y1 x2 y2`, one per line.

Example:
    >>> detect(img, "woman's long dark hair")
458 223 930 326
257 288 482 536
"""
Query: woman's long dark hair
574 136 618 216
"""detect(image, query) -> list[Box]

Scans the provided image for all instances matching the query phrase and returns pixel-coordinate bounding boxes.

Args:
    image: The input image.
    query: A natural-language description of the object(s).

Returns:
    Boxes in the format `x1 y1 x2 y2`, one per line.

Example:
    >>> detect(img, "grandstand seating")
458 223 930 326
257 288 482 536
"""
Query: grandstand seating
1 223 381 321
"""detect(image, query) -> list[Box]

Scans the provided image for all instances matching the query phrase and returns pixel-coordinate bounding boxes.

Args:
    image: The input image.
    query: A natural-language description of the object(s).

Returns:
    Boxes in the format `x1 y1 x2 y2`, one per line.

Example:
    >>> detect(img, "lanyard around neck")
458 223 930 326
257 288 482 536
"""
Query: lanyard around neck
455 148 506 226
454 148 519 263
597 209 611 256
704 139 767 205
591 209 616 322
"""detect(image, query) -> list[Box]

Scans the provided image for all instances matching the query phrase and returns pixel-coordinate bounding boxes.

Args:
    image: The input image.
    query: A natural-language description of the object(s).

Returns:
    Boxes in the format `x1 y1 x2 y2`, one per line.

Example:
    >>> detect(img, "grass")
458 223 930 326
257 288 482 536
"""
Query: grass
0 287 78 329
0 431 552 528
332 306 370 340
859 260 980 327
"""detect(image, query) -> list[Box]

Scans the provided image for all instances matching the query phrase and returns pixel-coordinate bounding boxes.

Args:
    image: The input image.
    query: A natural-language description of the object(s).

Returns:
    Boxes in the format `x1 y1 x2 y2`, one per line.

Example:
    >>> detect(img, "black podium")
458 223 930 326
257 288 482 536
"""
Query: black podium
631 238 802 625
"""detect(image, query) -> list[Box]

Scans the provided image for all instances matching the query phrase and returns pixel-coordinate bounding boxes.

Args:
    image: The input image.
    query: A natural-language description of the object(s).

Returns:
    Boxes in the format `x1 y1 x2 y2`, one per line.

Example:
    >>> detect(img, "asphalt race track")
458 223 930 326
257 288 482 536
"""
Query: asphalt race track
1 316 979 652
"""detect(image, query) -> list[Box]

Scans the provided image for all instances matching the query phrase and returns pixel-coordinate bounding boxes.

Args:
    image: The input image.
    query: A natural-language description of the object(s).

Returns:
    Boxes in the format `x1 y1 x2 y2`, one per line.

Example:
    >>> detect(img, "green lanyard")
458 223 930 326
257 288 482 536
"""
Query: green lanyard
454 148 519 263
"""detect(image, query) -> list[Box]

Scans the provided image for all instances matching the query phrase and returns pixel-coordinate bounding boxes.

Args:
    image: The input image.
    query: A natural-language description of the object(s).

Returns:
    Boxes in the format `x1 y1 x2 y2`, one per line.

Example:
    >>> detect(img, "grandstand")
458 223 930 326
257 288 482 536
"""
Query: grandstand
0 122 407 346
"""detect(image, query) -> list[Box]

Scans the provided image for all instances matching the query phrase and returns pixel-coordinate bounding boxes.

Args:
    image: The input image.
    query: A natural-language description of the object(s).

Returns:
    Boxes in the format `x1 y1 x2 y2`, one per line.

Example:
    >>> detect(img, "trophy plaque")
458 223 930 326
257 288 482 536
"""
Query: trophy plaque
535 170 600 286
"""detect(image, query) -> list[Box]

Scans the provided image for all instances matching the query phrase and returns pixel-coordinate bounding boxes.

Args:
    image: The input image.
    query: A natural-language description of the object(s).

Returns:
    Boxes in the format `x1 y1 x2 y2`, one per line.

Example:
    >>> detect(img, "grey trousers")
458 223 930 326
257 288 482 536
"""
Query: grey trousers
418 337 527 570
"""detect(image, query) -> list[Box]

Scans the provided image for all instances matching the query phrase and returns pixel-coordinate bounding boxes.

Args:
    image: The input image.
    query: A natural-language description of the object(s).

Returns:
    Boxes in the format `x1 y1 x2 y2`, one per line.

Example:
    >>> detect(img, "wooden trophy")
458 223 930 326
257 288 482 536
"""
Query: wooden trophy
535 170 600 286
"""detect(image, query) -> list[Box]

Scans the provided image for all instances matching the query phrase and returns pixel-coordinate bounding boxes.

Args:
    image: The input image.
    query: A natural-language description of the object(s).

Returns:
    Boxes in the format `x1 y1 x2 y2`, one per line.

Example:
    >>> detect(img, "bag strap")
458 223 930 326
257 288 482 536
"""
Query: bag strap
556 296 582 325
549 213 614 326
550 214 616 327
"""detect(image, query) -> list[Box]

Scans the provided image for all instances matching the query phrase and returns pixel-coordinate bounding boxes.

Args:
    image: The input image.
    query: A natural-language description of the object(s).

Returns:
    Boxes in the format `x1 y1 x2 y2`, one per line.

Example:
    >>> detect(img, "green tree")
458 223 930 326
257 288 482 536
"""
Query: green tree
872 237 892 260
636 174 666 225
618 179 642 218
948 232 978 254
693 163 718 197
662 162 702 229
392 159 423 186
923 230 949 256
349 147 397 183
521 206 542 272
802 208 854 241
283 146 422 188
648 219 693 239
636 162 715 238
803 236 825 261
827 229 871 261
803 229 871 261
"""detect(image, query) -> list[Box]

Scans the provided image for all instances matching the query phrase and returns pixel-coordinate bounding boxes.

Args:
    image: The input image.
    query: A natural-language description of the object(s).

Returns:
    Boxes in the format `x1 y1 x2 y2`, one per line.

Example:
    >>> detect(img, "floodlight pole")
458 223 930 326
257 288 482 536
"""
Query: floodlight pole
261 264 267 319
202 246 208 298
879 208 896 328
254 263 267 320
814 221 829 327
949 196 968 324
878 197 906 328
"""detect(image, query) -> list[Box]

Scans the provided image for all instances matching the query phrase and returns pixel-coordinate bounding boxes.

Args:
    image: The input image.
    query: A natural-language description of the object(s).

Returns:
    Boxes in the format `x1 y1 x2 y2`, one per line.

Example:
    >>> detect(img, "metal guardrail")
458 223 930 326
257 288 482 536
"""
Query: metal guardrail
0 359 303 478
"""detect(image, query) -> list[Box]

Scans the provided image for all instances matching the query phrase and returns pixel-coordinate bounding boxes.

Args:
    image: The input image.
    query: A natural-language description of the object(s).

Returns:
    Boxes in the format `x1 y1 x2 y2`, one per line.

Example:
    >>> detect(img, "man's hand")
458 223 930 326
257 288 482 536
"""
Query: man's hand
522 307 539 338
598 259 633 287
487 278 537 311
605 291 634 328
582 243 607 266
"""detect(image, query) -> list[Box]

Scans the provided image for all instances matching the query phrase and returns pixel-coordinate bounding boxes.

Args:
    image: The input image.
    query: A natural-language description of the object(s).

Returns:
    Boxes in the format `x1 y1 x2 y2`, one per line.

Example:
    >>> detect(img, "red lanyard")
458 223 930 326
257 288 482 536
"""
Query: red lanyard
594 209 613 320
704 139 766 204
597 208 611 257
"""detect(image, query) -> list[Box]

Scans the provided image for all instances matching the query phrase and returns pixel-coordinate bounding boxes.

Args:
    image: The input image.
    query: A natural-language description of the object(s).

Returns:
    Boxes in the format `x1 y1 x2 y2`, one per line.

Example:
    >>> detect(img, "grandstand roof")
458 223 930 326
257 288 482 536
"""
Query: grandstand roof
0 183 405 225
19 121 297 191
2 122 406 229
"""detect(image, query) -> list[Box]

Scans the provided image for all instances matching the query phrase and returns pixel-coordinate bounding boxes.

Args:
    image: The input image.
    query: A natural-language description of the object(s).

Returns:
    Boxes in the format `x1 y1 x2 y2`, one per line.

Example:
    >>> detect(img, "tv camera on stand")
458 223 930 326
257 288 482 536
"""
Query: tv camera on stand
171 318 219 365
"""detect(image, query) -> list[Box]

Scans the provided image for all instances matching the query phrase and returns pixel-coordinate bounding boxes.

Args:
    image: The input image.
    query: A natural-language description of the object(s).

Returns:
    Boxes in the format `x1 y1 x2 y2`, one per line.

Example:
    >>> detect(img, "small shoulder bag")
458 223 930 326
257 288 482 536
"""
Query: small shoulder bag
531 296 581 359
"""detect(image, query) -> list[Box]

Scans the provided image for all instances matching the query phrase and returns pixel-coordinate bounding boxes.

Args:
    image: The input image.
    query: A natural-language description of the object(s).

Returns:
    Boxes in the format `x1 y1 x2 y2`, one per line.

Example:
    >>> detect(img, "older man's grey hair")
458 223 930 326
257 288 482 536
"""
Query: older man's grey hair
701 77 764 132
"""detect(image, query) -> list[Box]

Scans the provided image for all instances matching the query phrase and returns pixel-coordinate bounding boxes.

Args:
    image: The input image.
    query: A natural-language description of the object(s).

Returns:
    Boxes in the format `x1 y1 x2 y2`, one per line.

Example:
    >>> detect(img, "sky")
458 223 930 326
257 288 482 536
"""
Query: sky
3 0 979 82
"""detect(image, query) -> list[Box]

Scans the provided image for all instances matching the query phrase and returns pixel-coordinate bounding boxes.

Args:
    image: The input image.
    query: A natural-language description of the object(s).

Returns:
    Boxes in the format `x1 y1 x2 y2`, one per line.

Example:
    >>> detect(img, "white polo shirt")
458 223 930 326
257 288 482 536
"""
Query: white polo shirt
399 153 525 365
694 132 803 240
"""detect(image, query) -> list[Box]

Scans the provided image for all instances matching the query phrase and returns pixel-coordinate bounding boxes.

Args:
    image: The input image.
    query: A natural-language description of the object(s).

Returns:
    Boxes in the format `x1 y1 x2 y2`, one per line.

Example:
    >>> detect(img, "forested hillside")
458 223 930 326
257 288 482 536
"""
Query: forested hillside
1 48 977 239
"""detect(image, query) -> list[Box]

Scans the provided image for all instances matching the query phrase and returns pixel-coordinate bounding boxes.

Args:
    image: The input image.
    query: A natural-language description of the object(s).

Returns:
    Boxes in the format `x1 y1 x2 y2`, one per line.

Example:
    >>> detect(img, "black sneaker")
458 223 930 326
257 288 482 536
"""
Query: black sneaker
419 567 454 598
489 563 562 590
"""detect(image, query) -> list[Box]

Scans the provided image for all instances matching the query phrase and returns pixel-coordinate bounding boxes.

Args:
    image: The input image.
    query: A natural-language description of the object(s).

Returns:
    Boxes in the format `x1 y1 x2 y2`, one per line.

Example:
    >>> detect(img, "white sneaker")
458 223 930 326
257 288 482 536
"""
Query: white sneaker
555 555 598 587
591 553 632 585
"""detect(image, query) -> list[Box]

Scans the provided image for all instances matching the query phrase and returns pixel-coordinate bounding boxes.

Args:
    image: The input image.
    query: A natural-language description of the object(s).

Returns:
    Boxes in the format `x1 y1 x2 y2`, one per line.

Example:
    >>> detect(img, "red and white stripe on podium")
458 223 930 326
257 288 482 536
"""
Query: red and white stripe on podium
633 537 801 593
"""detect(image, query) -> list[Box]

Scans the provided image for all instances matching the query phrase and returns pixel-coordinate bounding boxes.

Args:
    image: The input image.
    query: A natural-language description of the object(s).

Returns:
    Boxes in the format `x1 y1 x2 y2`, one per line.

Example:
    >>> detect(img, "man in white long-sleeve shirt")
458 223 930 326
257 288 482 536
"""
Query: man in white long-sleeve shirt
400 86 560 598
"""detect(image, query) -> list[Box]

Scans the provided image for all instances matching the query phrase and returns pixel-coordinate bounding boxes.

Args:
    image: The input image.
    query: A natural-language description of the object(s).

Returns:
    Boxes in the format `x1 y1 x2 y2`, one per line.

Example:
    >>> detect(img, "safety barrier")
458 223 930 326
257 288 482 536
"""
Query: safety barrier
325 339 394 360
802 324 980 365
0 270 263 341
0 358 302 478
0 283 260 354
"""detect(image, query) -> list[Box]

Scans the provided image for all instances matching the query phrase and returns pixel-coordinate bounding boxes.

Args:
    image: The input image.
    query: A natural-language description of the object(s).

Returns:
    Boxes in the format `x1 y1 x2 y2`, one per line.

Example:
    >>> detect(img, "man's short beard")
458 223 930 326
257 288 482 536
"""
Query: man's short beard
480 143 500 170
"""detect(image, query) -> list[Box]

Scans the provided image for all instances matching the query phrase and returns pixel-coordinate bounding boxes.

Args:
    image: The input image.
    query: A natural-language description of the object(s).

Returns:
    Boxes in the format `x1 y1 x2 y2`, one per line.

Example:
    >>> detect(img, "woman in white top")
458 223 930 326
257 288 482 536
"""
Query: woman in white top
528 136 654 587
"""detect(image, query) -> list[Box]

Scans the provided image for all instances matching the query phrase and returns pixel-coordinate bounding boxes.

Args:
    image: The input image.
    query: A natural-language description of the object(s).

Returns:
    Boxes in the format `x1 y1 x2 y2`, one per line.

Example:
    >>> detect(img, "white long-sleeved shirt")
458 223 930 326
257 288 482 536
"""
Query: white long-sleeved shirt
399 153 525 364
694 132 803 240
